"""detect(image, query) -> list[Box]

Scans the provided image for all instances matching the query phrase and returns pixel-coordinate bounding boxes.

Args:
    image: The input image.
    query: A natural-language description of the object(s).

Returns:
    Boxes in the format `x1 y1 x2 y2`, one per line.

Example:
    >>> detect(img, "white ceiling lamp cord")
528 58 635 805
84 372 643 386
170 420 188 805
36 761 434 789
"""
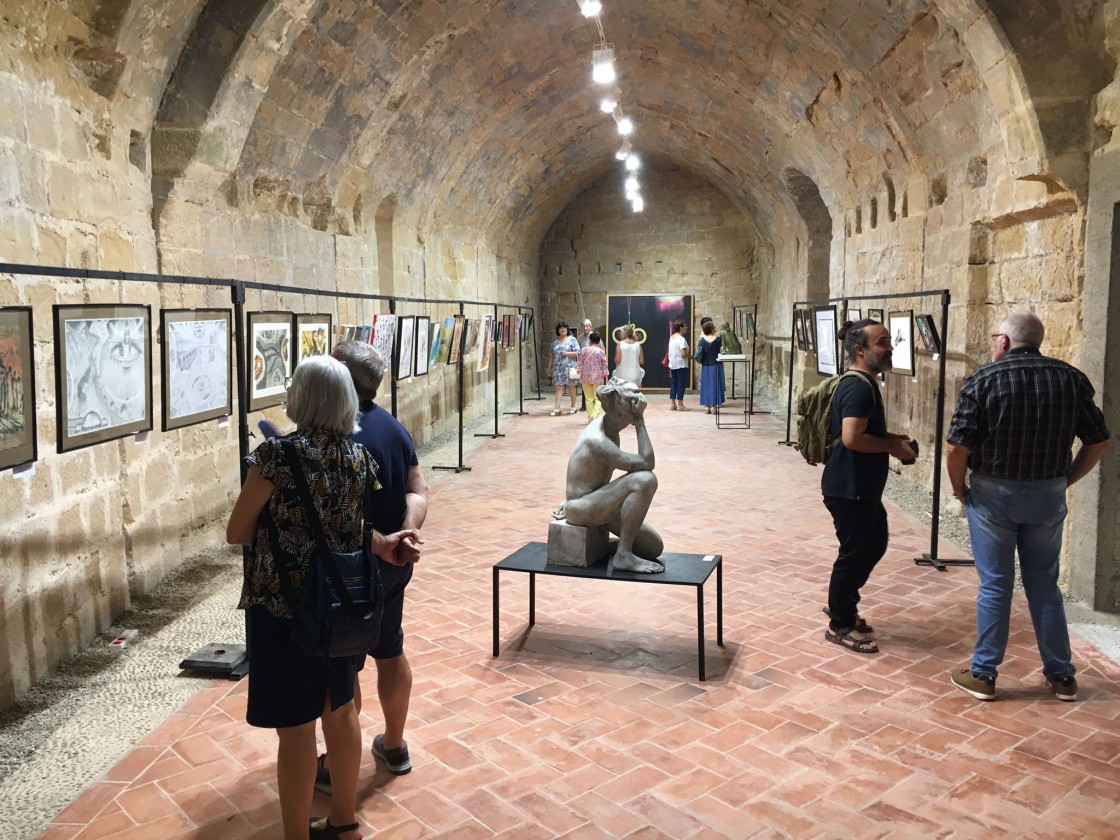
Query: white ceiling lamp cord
577 1 643 212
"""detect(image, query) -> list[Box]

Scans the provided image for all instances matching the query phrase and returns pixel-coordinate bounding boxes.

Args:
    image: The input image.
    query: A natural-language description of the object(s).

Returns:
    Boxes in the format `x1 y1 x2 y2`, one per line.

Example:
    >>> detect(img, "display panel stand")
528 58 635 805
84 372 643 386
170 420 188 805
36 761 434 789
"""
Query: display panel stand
714 356 750 429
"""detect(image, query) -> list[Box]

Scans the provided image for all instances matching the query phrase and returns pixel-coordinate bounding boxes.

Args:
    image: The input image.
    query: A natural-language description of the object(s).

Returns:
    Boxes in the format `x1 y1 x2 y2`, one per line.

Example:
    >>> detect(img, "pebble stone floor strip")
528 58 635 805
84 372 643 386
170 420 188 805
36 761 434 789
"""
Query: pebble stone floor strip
33 404 1120 839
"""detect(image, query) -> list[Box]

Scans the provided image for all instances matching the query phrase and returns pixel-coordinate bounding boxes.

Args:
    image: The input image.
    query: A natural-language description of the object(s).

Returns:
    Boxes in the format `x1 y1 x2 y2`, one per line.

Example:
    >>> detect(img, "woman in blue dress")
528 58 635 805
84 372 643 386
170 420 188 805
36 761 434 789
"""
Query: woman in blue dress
546 320 581 415
695 320 725 413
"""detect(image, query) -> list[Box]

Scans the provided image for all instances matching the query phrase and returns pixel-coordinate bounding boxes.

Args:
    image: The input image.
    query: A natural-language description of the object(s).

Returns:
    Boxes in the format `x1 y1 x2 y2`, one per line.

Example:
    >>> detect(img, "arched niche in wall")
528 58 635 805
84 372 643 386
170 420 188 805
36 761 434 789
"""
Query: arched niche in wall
781 168 832 303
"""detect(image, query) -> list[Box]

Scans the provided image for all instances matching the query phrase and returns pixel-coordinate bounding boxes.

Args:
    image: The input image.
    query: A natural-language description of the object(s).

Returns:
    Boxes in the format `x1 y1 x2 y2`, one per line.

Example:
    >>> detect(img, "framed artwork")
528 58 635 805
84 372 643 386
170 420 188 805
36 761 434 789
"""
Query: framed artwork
463 318 478 355
492 314 501 343
794 310 807 350
0 307 37 471
814 307 838 377
915 314 941 355
372 314 396 364
414 317 430 377
478 314 493 372
160 309 232 432
889 310 915 375
514 314 523 342
295 313 332 364
54 303 152 453
606 294 694 390
433 316 453 367
802 310 816 353
868 308 884 322
847 309 862 323
247 311 292 412
355 325 372 343
447 315 465 365
743 312 756 340
395 316 415 381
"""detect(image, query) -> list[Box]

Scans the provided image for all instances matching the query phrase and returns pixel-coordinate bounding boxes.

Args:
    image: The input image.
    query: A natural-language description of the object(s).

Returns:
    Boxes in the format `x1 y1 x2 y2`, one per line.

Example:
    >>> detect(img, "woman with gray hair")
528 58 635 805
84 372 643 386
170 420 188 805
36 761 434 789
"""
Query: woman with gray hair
227 354 377 840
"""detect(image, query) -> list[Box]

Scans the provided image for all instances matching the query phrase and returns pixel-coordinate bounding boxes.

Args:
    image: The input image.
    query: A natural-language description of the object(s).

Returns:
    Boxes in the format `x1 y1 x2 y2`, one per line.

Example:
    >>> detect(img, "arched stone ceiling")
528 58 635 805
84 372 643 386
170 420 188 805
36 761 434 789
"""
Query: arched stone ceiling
112 0 1090 259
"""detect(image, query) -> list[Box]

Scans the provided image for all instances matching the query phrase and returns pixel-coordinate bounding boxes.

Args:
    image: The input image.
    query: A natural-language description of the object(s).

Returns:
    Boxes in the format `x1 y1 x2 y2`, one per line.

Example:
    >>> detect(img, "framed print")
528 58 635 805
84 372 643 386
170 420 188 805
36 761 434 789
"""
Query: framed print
447 315 465 365
915 314 941 355
295 313 332 364
504 314 513 347
847 309 862 323
414 317 430 377
372 314 396 364
478 314 493 372
606 294 693 391
814 307 838 377
160 309 232 432
0 307 37 470
802 310 816 353
395 316 415 381
514 314 523 342
867 308 883 323
889 310 915 375
463 318 478 355
247 311 292 412
744 312 756 340
794 311 807 350
433 316 453 367
356 325 372 343
54 304 152 453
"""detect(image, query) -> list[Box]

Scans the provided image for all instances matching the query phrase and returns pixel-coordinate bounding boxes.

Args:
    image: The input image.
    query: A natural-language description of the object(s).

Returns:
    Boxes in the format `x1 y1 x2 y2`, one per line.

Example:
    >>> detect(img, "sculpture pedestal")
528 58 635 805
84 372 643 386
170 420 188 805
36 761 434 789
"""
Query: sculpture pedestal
547 519 609 567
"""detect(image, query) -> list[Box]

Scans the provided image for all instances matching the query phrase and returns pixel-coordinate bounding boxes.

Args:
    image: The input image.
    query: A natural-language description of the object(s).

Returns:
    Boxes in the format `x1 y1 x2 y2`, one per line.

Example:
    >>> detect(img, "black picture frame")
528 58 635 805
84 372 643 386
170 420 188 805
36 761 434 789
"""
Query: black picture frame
294 313 332 365
0 306 37 471
915 314 941 354
889 310 915 375
247 311 293 413
414 316 430 377
814 306 838 377
54 303 152 453
794 311 806 350
395 315 415 381
802 309 816 353
160 308 232 432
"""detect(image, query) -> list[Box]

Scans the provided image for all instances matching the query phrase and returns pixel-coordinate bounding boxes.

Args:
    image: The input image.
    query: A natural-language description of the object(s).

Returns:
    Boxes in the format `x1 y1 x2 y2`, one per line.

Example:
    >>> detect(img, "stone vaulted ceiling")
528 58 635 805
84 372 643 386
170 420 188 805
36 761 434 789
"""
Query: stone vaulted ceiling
64 0 1107 257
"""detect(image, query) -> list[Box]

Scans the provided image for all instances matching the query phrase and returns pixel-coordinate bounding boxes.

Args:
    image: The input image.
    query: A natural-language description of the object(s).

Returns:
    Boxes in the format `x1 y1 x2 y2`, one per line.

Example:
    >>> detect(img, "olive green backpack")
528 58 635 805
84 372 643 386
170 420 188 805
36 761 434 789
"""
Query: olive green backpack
794 371 877 466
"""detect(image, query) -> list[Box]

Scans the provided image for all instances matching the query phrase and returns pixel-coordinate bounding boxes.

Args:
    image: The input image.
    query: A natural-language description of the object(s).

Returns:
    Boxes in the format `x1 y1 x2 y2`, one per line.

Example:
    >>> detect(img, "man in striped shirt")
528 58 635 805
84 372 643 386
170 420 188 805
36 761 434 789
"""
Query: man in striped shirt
946 312 1111 702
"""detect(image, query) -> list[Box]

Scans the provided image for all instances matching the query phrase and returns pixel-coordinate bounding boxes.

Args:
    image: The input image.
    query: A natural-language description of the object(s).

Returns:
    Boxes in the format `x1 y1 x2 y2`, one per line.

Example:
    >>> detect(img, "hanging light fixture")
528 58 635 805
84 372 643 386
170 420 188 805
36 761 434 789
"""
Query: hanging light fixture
579 0 602 16
632 195 644 212
592 45 616 84
599 88 619 113
625 153 640 171
615 139 632 160
616 115 633 135
625 175 640 194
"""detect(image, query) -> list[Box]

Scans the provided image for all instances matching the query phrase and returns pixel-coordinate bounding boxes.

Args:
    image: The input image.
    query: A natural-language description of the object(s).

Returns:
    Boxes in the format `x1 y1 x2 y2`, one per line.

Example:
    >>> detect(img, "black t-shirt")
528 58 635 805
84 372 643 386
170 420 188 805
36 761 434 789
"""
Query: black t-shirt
821 371 888 501
352 401 420 535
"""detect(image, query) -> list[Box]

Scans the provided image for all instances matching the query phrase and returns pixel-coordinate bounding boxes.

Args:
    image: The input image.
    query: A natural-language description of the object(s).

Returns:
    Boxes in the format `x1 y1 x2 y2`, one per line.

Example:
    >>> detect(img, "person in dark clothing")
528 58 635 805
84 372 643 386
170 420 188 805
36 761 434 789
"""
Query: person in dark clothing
947 312 1110 702
821 320 917 654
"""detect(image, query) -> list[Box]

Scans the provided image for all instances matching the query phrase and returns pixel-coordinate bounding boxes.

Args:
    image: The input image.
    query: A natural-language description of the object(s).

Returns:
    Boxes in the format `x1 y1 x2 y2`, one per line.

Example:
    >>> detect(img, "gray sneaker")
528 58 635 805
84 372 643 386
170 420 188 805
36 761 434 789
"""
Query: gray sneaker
1046 675 1078 701
951 668 996 701
372 734 412 775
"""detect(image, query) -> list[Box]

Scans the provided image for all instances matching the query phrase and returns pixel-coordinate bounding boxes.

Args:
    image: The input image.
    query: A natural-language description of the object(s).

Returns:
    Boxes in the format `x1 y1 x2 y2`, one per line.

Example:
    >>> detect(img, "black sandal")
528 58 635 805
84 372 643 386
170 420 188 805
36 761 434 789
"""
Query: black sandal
822 607 873 634
309 818 361 839
825 627 879 654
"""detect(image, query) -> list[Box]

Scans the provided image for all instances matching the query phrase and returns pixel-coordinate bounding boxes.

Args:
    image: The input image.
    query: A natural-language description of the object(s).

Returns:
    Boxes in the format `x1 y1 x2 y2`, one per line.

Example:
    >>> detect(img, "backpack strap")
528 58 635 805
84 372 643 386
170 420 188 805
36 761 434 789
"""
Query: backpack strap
829 370 881 449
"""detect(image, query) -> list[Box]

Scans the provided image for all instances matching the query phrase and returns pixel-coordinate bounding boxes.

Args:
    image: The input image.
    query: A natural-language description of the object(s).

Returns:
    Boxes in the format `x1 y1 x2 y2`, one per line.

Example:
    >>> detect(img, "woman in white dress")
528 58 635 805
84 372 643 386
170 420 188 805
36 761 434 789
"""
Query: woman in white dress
613 324 645 388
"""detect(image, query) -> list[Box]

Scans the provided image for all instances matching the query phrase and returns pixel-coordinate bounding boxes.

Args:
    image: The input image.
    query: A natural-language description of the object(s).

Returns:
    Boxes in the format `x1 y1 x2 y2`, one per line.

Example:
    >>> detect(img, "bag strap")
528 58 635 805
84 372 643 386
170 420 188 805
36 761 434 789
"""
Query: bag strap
829 371 882 449
279 439 372 618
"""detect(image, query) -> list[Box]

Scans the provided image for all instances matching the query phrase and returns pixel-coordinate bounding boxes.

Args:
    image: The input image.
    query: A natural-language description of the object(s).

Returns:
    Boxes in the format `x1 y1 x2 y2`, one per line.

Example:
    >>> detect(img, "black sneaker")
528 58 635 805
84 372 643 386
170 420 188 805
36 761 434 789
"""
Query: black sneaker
314 753 332 795
372 734 412 775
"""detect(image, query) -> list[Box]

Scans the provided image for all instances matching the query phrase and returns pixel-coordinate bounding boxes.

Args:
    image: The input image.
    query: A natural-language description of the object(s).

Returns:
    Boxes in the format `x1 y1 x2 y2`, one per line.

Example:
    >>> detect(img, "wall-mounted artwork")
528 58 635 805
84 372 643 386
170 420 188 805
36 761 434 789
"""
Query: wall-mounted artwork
372 314 396 365
478 314 493 372
395 316 415 381
814 306 838 377
414 317 430 377
54 304 152 453
247 311 292 413
606 294 693 391
160 309 231 432
794 310 807 350
915 314 941 355
447 315 464 365
847 309 863 323
295 313 332 364
0 307 37 471
889 310 915 375
867 308 884 322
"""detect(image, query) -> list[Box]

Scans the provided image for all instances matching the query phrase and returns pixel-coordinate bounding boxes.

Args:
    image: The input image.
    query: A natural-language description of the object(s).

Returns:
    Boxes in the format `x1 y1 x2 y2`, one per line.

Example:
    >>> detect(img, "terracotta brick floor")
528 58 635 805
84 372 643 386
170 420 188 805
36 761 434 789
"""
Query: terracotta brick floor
38 405 1120 839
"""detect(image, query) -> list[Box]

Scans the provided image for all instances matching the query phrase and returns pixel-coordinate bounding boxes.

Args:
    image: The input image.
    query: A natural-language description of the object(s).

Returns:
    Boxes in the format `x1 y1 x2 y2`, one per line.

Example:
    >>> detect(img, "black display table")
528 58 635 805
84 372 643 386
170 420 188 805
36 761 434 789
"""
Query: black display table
492 542 724 680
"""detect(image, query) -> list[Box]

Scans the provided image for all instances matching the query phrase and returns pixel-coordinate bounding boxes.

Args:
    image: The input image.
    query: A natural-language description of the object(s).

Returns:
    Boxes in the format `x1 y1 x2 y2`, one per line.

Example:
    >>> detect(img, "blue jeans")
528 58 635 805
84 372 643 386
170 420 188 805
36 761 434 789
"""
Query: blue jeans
966 473 1074 681
669 367 687 400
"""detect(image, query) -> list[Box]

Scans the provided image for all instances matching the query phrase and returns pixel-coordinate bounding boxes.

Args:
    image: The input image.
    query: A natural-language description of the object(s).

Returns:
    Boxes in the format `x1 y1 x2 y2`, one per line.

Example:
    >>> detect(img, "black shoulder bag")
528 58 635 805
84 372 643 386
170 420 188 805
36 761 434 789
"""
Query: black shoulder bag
269 439 383 658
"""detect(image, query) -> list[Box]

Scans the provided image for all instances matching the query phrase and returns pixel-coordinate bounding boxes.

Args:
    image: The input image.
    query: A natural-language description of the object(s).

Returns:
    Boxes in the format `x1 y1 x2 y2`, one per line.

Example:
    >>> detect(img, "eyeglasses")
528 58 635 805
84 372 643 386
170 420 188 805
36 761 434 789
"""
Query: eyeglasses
990 333 1007 341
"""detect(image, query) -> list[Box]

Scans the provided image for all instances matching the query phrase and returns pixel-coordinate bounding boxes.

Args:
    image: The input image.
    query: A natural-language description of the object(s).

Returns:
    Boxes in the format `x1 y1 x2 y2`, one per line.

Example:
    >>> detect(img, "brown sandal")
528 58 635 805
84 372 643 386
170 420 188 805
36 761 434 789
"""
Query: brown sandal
822 607 873 634
825 627 879 654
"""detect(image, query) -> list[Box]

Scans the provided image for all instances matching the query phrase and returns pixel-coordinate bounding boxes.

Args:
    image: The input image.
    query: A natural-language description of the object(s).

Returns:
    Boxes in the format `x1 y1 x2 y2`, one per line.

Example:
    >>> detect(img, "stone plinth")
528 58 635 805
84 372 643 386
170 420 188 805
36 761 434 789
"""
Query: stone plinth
547 519 609 567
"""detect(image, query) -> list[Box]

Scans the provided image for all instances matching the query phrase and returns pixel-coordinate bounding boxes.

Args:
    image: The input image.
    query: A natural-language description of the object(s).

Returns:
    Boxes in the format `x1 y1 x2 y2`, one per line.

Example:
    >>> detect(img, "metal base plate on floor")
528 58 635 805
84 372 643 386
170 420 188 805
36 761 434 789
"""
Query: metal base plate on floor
179 643 249 679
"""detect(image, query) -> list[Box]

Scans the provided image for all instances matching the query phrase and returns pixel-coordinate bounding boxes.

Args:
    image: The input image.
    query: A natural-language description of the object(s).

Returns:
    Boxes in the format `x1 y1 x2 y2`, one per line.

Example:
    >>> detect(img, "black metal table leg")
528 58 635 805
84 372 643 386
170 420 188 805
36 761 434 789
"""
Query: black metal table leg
492 567 499 656
717 559 724 646
529 572 536 626
697 585 706 681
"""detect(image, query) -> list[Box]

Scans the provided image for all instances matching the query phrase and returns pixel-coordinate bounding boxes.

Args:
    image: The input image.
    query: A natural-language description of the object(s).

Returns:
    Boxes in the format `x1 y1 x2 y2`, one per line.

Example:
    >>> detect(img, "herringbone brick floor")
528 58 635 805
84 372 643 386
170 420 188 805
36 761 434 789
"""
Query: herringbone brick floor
37 405 1120 839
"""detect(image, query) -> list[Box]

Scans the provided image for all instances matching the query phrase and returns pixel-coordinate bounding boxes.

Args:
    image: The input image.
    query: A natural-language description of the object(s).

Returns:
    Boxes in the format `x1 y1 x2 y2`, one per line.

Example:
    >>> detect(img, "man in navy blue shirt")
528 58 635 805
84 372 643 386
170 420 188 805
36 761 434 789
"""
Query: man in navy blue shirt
317 341 428 788
821 319 916 654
